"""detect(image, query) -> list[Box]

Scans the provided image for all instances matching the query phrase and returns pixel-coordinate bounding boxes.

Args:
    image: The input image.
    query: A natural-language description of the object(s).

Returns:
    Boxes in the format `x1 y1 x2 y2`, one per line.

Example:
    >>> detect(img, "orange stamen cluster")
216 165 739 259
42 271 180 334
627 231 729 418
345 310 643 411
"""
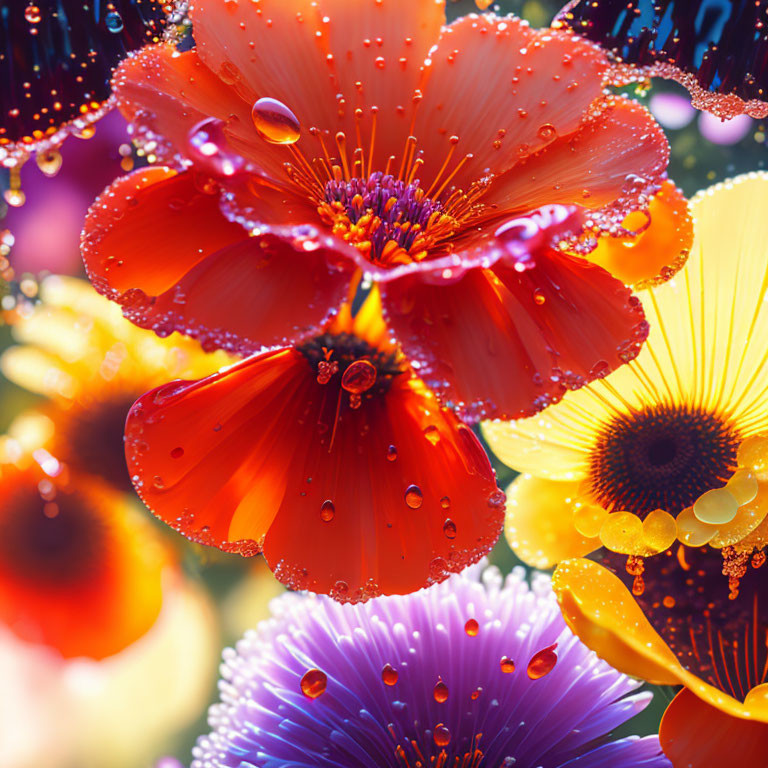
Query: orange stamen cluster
278 109 490 265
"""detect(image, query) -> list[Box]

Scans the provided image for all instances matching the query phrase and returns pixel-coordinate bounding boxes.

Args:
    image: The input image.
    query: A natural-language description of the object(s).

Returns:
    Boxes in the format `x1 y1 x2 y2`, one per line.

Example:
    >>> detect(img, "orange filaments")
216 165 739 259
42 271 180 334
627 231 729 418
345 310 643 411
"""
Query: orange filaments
278 114 489 265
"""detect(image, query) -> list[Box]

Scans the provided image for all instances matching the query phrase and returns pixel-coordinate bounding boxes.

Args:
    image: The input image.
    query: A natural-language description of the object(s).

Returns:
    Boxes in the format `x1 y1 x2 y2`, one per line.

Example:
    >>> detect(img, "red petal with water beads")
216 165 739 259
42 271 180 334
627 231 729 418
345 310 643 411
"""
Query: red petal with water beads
0 465 168 660
125 350 504 601
660 687 768 766
485 96 670 228
412 13 609 189
82 167 356 355
380 206 648 422
556 0 768 120
113 45 287 179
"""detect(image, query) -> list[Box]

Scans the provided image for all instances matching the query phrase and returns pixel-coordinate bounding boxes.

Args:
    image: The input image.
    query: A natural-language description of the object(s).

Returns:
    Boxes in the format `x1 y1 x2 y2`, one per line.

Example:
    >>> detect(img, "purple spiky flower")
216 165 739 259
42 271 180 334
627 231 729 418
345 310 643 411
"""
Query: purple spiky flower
192 564 670 768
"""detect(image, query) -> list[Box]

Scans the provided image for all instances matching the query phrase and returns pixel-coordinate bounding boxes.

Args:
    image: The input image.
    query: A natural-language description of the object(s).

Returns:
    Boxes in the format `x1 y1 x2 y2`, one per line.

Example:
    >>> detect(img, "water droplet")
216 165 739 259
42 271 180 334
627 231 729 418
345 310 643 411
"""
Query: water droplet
251 97 301 144
533 288 546 305
464 618 479 636
152 475 165 490
386 444 398 461
25 5 41 23
443 518 457 539
170 447 184 459
500 656 515 673
374 56 385 69
433 724 451 747
381 663 398 686
423 425 440 445
526 643 557 679
36 149 62 177
105 10 124 32
663 595 676 608
320 500 335 522
440 496 450 509
433 680 449 703
341 360 377 394
300 668 327 698
187 118 245 177
537 123 557 141
404 484 423 509
471 687 482 700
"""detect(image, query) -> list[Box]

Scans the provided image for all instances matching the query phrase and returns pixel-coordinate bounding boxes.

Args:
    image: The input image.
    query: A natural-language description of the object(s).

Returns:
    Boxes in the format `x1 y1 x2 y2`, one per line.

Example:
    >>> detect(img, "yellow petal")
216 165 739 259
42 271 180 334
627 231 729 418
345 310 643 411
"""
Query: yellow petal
504 475 599 569
553 557 768 722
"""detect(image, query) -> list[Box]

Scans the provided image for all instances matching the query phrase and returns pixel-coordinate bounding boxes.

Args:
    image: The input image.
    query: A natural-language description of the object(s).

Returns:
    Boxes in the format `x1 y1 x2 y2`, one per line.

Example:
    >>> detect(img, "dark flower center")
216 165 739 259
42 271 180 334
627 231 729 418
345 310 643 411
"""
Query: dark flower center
588 404 740 515
319 172 459 265
65 395 137 492
0 483 106 585
298 332 403 408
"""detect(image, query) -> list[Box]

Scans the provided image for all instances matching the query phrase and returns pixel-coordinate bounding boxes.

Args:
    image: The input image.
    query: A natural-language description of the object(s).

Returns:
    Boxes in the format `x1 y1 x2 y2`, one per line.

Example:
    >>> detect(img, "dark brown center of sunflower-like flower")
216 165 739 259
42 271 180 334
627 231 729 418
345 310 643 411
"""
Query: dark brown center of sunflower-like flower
319 172 459 264
0 484 106 584
298 332 403 408
65 395 138 492
588 404 740 515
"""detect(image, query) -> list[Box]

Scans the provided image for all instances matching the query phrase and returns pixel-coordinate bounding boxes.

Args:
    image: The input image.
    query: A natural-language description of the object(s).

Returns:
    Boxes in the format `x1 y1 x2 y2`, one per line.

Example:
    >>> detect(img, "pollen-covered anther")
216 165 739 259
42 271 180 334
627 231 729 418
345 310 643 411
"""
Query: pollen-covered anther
319 172 460 265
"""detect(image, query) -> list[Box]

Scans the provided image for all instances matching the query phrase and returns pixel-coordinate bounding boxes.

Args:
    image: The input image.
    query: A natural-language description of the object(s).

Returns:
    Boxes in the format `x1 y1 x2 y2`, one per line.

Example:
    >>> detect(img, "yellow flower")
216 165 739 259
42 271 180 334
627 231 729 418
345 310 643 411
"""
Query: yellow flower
1 275 232 492
484 172 768 566
484 173 768 722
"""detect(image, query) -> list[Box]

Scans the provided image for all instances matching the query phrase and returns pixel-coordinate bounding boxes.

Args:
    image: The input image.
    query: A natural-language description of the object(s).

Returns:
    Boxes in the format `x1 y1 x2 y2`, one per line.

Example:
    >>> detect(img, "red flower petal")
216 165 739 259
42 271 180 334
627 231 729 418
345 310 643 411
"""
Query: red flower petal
381 210 648 421
485 96 669 226
82 167 355 354
0 466 168 660
190 0 444 170
413 14 608 189
660 688 768 766
125 349 504 600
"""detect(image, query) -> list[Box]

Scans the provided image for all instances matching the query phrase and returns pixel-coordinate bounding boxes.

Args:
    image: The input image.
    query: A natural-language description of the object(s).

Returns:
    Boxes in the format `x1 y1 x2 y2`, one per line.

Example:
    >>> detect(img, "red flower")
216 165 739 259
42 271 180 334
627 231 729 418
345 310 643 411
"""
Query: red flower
82 0 675 421
125 288 505 601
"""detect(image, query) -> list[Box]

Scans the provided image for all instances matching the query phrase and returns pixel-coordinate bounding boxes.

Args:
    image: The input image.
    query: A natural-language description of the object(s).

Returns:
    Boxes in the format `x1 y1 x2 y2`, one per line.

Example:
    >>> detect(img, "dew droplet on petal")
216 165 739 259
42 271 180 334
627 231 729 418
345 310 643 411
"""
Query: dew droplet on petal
341 360 377 394
434 724 451 747
300 668 327 699
423 425 440 445
320 500 335 522
405 485 423 509
170 446 184 459
251 97 301 144
381 663 398 686
433 680 449 703
440 496 450 509
500 656 515 673
464 618 479 636
25 5 42 23
443 518 457 539
527 643 558 679
386 444 398 461
187 117 245 177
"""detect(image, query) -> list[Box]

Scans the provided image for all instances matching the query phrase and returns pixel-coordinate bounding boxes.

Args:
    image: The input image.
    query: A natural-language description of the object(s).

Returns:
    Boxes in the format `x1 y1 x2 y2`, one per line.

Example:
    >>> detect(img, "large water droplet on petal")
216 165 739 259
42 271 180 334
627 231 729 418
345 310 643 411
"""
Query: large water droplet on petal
341 360 377 394
381 663 398 686
404 484 423 509
187 117 245 178
300 668 327 699
251 97 301 144
433 680 449 703
526 643 558 679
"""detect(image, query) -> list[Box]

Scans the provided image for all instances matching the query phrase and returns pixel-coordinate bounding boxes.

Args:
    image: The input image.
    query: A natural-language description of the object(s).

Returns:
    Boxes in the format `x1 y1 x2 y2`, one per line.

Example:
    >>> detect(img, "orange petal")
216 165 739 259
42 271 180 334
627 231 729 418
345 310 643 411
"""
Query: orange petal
583 181 693 288
554 555 768 722
125 349 504 600
660 688 768 767
553 557 683 685
487 96 669 222
382 236 647 421
82 168 354 354
0 466 168 660
505 474 599 569
413 15 608 189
